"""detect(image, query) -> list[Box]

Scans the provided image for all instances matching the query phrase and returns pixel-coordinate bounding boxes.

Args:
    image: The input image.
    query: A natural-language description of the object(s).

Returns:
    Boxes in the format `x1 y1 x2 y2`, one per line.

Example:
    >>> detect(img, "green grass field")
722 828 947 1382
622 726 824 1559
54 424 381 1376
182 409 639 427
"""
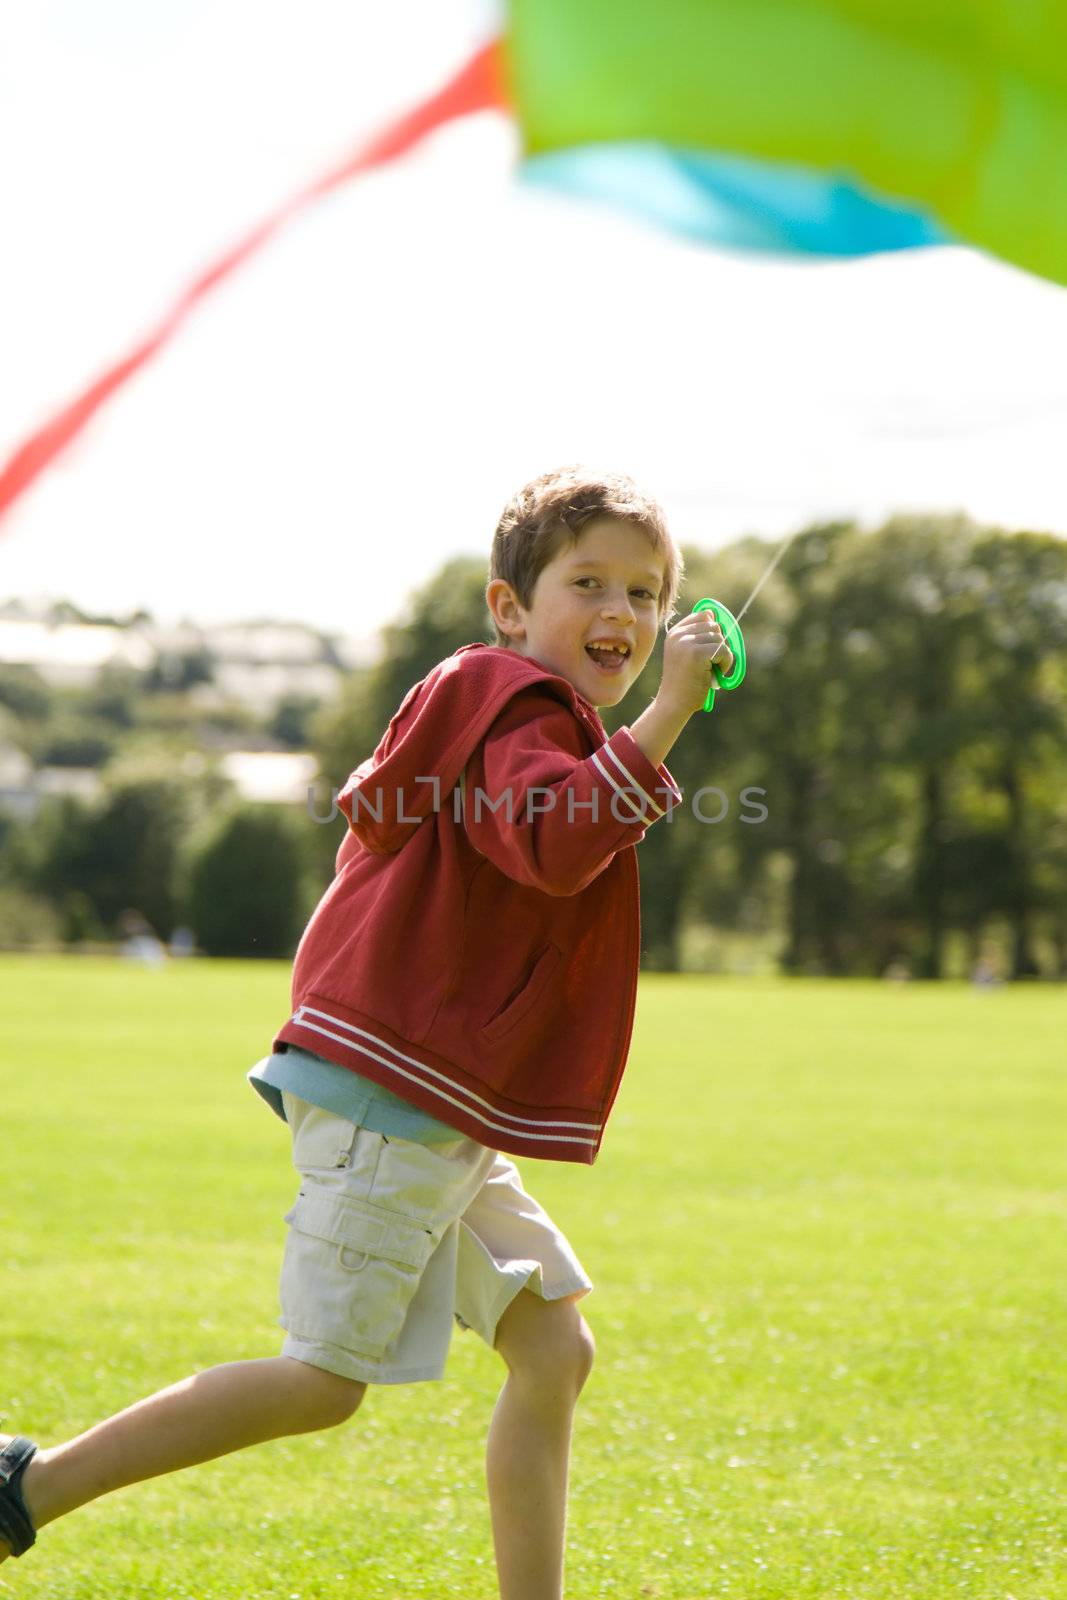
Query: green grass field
1 956 1064 1599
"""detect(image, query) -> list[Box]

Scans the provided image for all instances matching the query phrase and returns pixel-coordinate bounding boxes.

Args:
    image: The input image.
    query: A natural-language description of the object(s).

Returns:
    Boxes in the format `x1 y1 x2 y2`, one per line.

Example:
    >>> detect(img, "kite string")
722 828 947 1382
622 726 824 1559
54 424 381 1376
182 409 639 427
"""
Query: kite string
732 523 807 624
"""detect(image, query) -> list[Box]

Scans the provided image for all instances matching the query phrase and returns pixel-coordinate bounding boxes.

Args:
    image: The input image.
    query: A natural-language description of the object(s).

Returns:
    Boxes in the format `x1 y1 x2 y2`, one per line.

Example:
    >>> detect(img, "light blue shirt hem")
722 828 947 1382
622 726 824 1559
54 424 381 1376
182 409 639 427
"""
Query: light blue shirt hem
248 1046 461 1144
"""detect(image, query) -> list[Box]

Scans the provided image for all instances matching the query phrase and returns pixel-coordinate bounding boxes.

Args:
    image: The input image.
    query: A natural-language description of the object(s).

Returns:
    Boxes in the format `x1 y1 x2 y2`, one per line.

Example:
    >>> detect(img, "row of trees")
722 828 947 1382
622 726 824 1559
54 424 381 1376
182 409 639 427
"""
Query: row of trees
1 617 330 955
1 778 312 959
2 512 1065 975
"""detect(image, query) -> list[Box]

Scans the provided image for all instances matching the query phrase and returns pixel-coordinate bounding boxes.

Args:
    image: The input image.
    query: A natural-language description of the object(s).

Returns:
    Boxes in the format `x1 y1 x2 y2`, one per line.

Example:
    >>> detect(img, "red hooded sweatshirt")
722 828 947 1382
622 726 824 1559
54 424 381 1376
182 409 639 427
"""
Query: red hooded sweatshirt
271 644 682 1162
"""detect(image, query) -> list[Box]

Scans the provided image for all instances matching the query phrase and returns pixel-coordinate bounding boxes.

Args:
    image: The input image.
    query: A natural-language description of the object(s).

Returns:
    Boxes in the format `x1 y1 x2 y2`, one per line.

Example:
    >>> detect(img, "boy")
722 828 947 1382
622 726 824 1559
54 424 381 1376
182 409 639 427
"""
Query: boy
0 466 733 1598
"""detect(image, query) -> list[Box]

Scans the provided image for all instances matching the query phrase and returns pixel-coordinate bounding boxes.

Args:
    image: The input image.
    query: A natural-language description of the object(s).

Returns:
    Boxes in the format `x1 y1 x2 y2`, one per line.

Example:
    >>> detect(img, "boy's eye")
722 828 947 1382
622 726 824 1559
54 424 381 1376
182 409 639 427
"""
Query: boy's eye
575 578 658 599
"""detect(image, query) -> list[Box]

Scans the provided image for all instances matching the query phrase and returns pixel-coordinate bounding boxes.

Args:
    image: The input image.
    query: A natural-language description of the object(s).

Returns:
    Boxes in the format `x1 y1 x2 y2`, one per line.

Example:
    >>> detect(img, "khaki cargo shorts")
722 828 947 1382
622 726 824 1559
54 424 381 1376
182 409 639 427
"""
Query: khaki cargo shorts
278 1092 593 1385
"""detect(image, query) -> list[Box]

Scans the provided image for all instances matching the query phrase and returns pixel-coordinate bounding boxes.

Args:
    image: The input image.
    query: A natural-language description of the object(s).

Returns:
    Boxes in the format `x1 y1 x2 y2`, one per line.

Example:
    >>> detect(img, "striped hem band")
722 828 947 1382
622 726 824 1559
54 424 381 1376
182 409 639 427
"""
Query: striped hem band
286 1005 602 1152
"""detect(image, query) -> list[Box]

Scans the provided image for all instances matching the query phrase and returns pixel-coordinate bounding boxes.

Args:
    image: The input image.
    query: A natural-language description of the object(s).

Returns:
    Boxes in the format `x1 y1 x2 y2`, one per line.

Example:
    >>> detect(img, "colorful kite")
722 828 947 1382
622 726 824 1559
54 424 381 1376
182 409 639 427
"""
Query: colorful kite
3 1 1065 525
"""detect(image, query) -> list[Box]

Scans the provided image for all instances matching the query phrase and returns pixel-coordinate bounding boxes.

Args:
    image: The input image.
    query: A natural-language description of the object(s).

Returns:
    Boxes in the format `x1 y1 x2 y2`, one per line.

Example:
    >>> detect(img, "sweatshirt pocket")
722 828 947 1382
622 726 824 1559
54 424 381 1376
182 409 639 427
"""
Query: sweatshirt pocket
480 943 562 1044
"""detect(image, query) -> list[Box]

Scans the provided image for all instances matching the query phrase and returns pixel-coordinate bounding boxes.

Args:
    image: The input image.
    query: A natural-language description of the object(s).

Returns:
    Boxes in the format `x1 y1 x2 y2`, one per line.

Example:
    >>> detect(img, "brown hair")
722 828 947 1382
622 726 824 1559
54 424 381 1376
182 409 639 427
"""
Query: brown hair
487 465 684 648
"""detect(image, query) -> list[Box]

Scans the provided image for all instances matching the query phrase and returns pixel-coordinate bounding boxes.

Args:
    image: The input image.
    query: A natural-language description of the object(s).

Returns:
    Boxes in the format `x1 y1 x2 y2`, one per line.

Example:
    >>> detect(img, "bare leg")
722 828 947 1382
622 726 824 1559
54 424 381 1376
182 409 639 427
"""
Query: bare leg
0 1356 364 1562
487 1290 595 1600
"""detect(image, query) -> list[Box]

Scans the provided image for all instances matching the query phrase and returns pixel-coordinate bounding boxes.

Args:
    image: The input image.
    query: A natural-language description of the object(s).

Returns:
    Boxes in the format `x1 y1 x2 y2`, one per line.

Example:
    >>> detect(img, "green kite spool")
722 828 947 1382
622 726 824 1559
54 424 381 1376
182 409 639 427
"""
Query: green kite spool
691 597 746 712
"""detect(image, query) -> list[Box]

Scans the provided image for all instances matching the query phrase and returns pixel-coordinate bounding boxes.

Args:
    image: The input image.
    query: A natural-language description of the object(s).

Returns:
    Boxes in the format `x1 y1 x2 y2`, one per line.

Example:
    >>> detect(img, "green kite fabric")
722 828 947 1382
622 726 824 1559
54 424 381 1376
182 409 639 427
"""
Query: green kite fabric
504 0 1067 287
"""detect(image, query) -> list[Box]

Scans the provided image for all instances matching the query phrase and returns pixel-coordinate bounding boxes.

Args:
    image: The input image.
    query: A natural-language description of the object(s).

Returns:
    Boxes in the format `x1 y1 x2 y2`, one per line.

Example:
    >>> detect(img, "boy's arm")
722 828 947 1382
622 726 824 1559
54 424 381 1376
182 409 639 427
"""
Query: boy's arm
627 695 695 771
463 690 685 896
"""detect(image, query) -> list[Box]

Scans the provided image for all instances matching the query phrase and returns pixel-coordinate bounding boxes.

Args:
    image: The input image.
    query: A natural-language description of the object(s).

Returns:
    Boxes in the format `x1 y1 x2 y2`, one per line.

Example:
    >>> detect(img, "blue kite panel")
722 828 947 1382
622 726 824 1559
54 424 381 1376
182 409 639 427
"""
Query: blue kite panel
521 144 953 259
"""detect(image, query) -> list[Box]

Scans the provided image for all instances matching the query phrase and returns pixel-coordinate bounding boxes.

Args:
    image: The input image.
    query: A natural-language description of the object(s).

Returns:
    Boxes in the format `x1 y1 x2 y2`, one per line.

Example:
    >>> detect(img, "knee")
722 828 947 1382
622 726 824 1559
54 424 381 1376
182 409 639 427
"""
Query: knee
542 1312 595 1403
569 1315 596 1396
292 1363 367 1430
319 1376 366 1429
501 1300 596 1403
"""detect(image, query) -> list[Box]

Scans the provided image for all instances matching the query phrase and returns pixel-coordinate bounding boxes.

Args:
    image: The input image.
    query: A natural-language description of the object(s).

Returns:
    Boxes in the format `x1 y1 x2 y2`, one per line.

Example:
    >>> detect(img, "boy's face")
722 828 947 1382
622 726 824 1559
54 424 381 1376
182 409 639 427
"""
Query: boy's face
488 516 666 708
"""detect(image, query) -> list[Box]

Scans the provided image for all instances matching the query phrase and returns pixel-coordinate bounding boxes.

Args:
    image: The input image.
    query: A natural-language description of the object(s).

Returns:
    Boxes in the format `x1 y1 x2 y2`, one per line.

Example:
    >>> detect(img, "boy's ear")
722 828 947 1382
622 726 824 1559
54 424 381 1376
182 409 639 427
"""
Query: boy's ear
486 579 526 642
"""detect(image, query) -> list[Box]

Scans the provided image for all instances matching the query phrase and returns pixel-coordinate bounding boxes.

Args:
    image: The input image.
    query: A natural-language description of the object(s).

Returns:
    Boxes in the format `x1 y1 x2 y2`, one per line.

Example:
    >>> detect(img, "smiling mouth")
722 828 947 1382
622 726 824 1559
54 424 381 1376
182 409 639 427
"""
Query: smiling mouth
585 645 630 673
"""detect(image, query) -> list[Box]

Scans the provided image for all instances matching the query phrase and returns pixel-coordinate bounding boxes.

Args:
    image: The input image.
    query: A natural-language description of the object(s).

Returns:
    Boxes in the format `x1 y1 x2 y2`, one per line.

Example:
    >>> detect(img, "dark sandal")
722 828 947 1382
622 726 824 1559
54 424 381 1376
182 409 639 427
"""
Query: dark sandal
0 1436 38 1557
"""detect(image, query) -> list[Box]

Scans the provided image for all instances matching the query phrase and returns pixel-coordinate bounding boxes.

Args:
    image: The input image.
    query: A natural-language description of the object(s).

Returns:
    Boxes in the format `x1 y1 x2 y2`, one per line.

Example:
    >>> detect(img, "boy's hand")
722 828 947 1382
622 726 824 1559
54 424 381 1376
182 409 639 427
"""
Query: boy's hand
629 611 737 768
659 612 735 717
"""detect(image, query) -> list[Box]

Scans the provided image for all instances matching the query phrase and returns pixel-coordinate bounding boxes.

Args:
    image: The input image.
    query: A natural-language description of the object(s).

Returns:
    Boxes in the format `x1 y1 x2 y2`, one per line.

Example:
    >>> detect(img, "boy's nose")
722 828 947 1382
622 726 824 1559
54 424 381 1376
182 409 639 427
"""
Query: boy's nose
602 593 635 620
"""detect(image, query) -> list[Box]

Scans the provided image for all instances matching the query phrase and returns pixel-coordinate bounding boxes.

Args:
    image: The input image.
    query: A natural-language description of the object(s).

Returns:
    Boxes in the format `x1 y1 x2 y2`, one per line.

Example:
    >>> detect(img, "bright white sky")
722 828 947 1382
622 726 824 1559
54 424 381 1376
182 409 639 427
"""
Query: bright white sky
2 0 1067 648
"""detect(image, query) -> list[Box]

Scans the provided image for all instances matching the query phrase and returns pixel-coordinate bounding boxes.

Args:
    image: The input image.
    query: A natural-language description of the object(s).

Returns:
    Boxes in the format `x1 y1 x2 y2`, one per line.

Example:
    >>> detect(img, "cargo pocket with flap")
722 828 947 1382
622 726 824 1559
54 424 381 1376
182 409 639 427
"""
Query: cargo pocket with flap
280 1184 437 1360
